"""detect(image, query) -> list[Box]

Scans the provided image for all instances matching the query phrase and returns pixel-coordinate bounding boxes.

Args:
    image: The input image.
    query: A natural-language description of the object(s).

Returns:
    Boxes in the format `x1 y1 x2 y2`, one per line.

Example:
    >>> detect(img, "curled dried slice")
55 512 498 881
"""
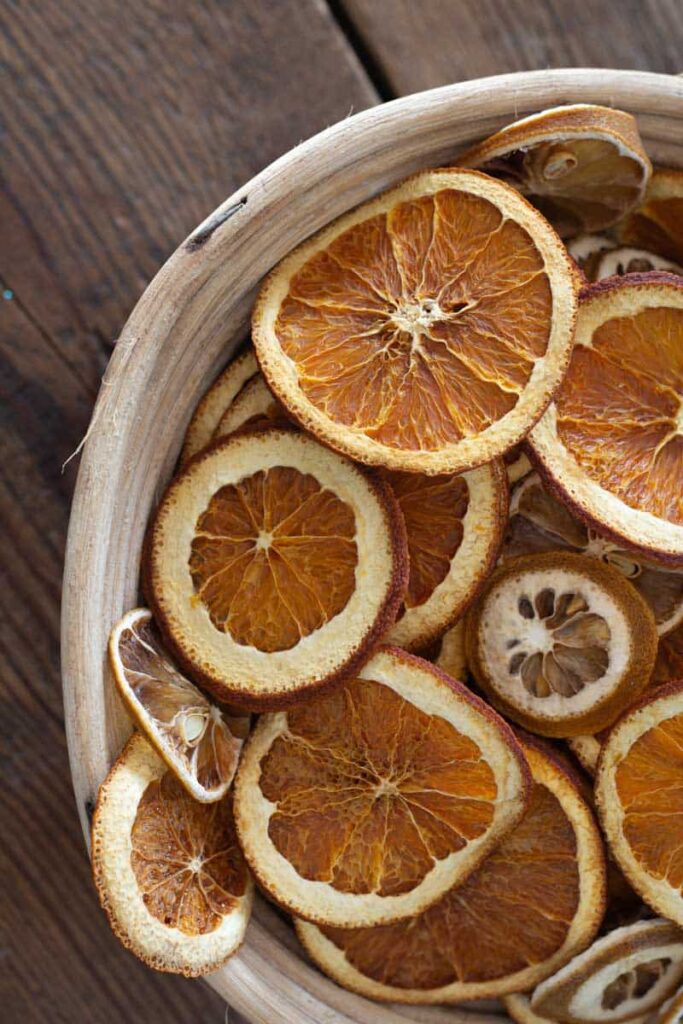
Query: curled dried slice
619 170 683 264
531 919 683 1024
460 105 651 237
433 619 468 681
596 681 683 927
504 473 683 636
234 647 530 928
109 608 247 802
385 460 508 650
568 734 603 776
180 348 257 464
91 732 253 976
146 426 407 709
214 373 283 439
295 737 605 1003
466 552 657 738
531 275 683 565
253 167 578 475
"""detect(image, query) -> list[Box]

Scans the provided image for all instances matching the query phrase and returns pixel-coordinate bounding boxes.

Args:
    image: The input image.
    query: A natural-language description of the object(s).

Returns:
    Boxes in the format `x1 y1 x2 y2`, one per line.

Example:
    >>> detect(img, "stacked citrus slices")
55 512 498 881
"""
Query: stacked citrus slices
90 101 683 1024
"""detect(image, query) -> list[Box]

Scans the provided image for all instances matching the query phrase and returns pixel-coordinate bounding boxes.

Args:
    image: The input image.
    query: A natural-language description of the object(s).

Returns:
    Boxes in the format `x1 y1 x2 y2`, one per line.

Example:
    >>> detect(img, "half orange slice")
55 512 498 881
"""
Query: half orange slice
619 169 683 264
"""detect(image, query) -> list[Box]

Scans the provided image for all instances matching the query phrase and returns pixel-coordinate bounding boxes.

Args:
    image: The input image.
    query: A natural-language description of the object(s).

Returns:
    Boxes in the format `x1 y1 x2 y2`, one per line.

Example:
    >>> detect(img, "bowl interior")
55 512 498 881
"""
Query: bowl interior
62 68 683 1024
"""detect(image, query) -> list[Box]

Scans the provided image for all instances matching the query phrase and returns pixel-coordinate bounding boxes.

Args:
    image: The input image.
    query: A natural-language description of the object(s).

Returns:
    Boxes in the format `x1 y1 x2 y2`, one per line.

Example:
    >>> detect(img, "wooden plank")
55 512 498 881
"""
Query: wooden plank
0 1 376 1020
338 0 683 96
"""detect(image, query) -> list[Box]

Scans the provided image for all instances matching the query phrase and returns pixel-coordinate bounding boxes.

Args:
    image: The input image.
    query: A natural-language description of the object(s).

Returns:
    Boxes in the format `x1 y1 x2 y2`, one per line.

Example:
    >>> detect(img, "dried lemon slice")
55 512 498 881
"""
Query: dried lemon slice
531 275 683 565
180 348 257 464
92 732 253 976
619 169 683 264
466 552 657 738
109 608 247 802
295 737 605 1003
234 647 530 928
596 681 683 927
253 167 578 475
214 373 283 439
146 426 407 709
504 473 683 636
385 460 507 650
460 105 651 237
531 919 683 1024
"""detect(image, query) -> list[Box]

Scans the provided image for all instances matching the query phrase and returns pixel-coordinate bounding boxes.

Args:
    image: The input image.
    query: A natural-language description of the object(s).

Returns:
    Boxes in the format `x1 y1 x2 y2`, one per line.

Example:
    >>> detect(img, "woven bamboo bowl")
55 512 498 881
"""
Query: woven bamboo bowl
62 68 683 1024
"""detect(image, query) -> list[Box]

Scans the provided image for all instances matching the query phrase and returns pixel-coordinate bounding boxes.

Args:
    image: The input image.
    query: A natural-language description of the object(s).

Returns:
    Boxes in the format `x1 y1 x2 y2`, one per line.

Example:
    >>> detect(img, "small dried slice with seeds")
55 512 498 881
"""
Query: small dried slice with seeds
92 732 253 976
504 473 683 636
180 348 257 465
109 608 247 802
531 919 683 1024
234 647 530 928
146 426 408 710
459 105 651 237
213 373 284 439
619 169 683 264
466 552 657 738
385 460 508 650
595 248 683 281
295 737 605 1003
596 681 683 927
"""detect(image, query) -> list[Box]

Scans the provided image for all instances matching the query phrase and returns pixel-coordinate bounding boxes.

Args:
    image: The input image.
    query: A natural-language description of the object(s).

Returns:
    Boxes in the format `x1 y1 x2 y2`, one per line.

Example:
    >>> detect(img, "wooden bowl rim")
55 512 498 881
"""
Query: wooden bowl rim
62 68 683 1024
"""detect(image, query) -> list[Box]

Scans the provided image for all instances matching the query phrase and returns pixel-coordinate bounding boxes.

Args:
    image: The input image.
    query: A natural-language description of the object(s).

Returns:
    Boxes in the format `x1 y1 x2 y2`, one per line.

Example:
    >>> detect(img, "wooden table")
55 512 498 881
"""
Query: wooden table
2 2 681 1021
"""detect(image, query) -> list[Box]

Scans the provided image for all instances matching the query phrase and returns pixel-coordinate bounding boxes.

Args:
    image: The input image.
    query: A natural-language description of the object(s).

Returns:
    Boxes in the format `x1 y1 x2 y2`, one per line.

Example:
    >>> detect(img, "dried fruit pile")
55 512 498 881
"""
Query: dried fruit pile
91 102 683 1023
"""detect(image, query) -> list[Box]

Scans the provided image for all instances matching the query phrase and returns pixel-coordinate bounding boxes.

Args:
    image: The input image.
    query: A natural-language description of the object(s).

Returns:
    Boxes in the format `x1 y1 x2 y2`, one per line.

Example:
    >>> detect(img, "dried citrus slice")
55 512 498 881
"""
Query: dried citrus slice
568 734 604 776
655 988 683 1024
295 737 605 1003
505 443 533 485
180 348 257 465
460 105 651 237
234 647 530 928
91 732 253 976
619 170 683 264
531 919 683 1024
505 994 652 1024
654 622 683 686
214 373 283 439
466 552 658 738
595 249 683 281
568 235 618 279
385 460 507 650
504 473 683 636
433 619 468 681
109 608 247 802
253 168 578 474
596 681 683 927
531 275 683 565
146 426 407 709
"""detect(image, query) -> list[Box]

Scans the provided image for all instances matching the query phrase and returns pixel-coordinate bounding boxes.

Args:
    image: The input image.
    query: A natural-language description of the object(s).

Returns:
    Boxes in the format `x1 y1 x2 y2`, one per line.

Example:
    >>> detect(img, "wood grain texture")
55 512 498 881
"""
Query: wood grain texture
338 0 683 95
0 1 375 1021
61 67 683 1024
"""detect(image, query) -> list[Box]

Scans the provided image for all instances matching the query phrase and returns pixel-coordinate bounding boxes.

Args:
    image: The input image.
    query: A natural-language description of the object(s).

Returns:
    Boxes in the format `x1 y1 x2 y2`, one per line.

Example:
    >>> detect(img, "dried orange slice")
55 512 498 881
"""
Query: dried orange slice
180 348 257 465
531 275 683 565
385 460 507 650
234 647 530 928
654 622 683 686
531 919 683 1024
619 170 683 264
146 426 407 709
504 473 683 636
505 443 533 485
295 737 605 1003
91 732 253 976
253 168 578 474
466 552 657 738
596 680 683 927
109 608 247 802
460 105 651 237
433 619 468 681
214 373 283 439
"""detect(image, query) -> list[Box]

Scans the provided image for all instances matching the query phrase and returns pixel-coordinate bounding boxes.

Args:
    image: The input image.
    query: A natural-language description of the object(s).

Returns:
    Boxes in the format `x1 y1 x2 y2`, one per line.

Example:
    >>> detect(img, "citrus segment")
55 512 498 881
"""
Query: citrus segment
295 738 605 1003
504 473 683 636
531 275 683 564
253 169 578 474
109 608 247 802
386 460 507 650
234 647 530 927
214 373 284 439
619 170 683 265
460 105 651 236
466 552 658 737
91 732 253 976
180 348 257 465
531 919 683 1024
596 681 683 927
